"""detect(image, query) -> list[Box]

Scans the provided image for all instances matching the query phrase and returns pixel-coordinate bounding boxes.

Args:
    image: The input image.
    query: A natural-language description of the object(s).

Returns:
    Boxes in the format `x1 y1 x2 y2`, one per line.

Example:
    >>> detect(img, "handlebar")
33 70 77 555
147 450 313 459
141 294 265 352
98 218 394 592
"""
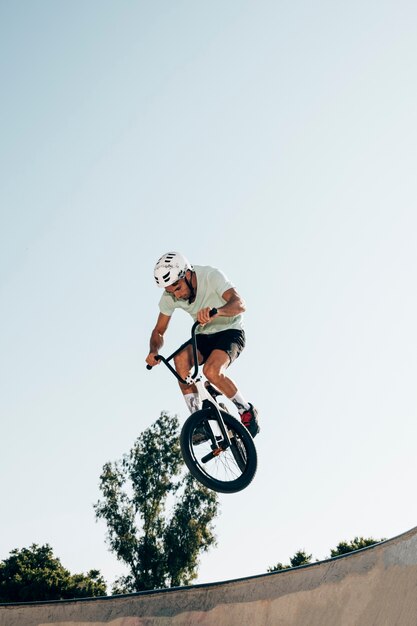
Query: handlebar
146 357 161 370
146 308 218 380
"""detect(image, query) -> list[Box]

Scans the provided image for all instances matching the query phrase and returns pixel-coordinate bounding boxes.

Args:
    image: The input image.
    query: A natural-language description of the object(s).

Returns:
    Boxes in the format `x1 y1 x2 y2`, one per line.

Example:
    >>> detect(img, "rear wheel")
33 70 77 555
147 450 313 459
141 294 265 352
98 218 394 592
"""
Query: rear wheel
180 408 257 493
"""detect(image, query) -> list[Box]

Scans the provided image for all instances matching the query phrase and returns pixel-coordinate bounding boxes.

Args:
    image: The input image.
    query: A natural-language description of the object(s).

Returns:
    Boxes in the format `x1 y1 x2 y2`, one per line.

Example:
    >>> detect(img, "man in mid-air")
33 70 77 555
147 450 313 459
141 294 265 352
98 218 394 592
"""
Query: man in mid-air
145 251 259 437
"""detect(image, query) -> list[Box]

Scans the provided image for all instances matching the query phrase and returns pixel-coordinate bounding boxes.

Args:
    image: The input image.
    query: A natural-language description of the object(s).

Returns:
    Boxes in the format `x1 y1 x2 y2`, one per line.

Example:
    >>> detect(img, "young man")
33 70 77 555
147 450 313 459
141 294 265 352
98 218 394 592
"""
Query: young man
145 251 259 437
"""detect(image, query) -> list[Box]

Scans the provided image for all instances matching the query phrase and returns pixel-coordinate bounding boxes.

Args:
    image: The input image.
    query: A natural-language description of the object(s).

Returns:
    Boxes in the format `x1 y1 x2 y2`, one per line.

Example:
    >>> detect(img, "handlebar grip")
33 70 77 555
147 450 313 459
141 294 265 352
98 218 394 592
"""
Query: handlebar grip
146 355 162 370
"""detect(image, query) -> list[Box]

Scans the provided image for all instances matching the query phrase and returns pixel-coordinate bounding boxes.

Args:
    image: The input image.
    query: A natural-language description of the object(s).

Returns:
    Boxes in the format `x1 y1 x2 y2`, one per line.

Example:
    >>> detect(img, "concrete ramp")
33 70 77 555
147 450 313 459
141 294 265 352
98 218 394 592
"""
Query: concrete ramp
2 525 417 626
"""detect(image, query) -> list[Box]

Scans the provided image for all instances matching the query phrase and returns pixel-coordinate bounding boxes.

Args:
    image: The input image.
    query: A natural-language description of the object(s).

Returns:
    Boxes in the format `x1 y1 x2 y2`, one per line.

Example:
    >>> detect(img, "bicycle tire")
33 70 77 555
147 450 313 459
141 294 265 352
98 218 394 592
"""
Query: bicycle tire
180 408 257 494
230 431 248 472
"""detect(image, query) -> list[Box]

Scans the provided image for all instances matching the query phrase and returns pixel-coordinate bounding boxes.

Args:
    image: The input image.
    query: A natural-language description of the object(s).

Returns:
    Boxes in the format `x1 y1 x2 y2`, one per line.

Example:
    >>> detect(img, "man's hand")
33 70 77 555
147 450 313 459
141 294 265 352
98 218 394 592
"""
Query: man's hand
146 352 160 367
197 307 217 326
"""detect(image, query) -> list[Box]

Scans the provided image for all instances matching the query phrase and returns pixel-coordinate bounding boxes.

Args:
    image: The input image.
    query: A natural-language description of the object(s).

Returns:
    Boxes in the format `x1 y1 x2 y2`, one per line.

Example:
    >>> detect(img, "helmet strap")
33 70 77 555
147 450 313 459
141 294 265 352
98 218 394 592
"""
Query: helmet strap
185 271 196 304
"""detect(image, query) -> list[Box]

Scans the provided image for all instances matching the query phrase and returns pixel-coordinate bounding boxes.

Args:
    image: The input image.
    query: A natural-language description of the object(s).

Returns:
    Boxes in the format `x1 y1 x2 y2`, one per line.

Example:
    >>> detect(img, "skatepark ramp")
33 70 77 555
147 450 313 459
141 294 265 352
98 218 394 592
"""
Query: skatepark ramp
1 525 417 626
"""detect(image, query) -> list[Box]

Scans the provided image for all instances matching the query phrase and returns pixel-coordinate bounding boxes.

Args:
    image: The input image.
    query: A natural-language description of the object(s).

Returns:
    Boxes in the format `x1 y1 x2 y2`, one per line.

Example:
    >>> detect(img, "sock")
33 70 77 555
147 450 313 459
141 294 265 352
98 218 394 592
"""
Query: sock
184 393 202 414
230 392 250 415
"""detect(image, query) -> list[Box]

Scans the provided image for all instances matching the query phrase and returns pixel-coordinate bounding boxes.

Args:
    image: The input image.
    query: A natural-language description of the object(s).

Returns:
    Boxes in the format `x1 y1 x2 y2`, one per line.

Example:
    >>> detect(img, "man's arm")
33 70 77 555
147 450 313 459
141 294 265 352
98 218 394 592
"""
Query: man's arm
218 287 246 316
146 313 171 366
196 288 246 325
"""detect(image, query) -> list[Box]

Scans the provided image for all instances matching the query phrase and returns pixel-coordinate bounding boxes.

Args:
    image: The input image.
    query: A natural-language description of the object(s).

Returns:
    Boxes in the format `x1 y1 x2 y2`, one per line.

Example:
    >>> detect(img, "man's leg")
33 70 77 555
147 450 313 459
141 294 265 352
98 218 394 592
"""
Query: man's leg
174 345 204 414
203 349 260 437
203 349 251 410
202 349 238 397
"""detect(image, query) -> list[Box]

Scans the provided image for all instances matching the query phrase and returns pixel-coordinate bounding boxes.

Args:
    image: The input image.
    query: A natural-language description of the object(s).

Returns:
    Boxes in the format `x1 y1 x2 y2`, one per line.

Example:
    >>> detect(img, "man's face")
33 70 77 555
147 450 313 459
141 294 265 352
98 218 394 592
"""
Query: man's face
165 277 190 300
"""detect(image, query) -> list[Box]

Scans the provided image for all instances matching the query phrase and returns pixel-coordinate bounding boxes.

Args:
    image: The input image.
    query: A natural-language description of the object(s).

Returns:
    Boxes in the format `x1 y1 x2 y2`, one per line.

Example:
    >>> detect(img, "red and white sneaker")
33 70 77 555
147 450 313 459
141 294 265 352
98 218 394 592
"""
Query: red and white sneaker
240 404 260 437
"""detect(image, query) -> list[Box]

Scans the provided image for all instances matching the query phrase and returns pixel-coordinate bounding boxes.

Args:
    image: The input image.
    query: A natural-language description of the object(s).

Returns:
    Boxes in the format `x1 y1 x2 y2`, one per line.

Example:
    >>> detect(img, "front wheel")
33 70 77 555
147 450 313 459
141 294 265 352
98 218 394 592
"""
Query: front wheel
180 408 257 494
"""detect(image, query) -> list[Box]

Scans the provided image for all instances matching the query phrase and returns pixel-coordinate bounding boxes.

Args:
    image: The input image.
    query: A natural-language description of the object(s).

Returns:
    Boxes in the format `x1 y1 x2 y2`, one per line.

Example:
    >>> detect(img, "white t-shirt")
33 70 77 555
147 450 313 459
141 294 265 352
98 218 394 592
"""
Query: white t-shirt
158 265 244 334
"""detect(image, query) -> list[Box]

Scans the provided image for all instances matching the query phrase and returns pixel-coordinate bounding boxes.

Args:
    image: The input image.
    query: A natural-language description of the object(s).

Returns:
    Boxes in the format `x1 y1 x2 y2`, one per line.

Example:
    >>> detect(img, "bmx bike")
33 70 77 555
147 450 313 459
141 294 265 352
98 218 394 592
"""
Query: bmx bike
147 309 257 494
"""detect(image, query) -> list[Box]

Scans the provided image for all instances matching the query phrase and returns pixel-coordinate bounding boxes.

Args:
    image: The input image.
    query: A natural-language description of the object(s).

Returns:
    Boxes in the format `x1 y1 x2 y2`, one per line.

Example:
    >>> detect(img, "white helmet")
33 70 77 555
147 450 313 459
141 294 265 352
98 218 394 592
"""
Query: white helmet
154 252 192 287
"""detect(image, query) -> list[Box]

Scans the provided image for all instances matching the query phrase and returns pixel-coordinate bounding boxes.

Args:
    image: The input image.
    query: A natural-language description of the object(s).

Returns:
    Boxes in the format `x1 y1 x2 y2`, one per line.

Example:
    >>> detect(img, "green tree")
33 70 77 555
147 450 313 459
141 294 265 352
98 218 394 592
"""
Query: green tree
330 536 386 557
268 537 387 573
0 544 106 603
95 412 219 593
268 550 313 572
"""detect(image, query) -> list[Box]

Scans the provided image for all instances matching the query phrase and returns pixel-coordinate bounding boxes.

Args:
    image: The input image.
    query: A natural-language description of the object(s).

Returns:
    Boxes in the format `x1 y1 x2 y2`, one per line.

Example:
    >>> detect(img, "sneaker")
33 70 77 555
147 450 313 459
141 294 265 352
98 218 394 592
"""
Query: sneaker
240 404 260 437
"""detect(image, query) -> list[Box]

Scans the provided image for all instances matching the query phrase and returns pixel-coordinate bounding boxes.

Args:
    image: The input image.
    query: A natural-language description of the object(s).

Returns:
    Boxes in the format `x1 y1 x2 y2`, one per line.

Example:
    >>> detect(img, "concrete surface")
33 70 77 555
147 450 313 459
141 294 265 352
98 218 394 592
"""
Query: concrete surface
1 525 417 626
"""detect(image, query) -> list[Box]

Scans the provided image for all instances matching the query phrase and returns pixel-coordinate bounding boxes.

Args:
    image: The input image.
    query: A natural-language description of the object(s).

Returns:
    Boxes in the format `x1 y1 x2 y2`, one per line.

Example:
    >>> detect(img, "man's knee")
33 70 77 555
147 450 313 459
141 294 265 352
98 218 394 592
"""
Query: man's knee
203 361 221 383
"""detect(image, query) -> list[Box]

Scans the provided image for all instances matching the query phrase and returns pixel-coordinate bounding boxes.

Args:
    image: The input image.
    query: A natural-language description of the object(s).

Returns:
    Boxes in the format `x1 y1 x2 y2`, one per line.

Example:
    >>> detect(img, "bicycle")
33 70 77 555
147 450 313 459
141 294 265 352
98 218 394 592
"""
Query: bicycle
147 308 257 493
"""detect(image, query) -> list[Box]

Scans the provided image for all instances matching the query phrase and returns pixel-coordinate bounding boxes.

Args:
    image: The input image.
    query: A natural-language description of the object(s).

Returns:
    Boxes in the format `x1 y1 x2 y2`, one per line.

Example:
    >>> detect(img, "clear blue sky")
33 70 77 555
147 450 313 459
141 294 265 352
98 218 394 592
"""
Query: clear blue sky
1 0 417 590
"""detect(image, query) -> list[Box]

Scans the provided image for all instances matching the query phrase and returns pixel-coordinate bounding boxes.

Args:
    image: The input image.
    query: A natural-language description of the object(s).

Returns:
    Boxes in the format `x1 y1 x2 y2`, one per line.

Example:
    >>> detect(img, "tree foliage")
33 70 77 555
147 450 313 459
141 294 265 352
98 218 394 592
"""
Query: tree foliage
268 536 386 572
330 536 386 557
267 550 312 572
0 544 106 603
95 412 219 593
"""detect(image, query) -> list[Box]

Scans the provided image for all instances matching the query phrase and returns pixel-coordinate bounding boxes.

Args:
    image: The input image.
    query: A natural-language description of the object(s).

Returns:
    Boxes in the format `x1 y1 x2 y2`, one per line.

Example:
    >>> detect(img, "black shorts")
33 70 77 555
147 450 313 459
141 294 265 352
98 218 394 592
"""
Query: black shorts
196 329 246 365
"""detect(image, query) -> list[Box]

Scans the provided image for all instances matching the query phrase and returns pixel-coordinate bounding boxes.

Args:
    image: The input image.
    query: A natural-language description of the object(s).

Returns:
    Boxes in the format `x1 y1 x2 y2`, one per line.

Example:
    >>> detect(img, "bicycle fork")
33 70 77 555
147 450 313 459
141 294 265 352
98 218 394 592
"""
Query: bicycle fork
188 377 232 461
